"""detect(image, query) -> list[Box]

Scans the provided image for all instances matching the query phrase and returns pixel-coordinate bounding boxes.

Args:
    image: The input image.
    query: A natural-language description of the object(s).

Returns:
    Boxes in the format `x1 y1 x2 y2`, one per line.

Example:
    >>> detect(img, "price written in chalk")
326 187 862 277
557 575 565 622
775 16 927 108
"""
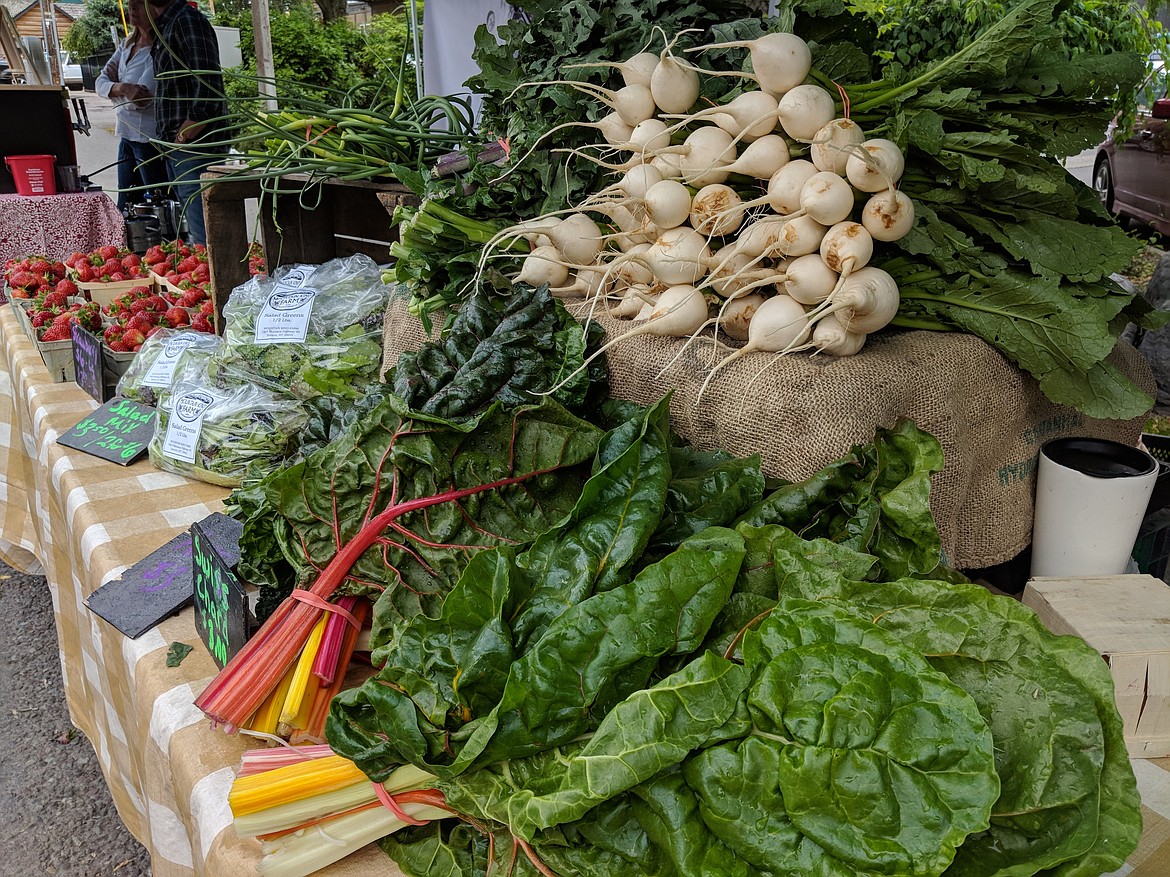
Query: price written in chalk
85 513 244 639
57 397 156 464
191 519 251 668
71 323 106 402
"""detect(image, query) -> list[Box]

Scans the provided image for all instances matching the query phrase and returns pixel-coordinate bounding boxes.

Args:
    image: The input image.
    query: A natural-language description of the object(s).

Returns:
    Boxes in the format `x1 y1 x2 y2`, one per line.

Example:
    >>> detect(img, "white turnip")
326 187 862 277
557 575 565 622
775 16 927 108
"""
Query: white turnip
564 51 660 89
723 134 791 180
697 293 811 403
809 118 865 175
691 32 812 97
777 84 836 141
860 189 915 242
690 184 744 237
845 138 906 193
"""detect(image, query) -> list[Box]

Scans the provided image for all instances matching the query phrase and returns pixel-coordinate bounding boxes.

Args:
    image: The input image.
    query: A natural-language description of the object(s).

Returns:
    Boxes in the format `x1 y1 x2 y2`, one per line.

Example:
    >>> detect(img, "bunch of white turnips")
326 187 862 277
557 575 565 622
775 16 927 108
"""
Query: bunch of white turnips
479 29 915 394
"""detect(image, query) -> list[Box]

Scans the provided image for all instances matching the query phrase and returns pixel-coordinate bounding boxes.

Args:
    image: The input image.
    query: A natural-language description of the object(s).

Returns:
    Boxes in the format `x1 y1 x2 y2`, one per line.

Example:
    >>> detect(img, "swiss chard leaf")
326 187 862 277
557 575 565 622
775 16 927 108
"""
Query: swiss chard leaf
769 547 1140 877
736 418 944 578
391 282 606 418
719 599 999 877
248 396 602 622
328 528 745 780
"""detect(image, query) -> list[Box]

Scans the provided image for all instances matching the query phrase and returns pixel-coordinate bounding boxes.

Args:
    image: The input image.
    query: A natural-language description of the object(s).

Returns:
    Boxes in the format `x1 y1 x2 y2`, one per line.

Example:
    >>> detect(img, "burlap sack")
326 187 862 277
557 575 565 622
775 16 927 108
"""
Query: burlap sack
383 295 1155 570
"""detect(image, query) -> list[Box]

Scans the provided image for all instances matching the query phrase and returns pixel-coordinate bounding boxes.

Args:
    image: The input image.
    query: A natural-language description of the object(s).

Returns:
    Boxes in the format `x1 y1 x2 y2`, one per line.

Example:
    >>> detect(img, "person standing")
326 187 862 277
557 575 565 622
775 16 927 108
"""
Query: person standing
95 0 170 212
146 0 227 245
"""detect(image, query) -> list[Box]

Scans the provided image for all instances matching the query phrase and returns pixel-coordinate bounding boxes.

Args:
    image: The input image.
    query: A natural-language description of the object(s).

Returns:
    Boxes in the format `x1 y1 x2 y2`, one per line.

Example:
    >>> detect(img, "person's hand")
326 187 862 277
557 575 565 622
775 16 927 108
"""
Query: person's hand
175 118 208 145
113 83 152 106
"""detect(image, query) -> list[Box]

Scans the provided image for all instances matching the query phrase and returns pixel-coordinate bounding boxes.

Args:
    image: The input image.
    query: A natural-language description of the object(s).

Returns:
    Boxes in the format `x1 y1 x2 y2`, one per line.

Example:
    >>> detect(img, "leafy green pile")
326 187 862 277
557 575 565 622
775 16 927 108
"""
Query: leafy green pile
776 0 1163 418
322 405 1139 877
226 281 607 609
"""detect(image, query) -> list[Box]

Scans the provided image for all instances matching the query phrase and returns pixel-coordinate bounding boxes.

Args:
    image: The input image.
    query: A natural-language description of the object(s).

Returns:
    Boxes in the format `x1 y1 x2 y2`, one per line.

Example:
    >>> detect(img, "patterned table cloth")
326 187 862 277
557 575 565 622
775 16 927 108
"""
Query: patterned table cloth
0 305 399 877
0 301 1168 876
0 190 125 265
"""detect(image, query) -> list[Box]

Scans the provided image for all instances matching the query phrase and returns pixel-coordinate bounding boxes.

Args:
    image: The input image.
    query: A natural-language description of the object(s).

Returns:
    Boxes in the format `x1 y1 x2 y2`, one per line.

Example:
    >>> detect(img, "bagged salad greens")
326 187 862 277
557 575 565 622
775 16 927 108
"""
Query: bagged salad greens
214 253 391 400
148 345 309 488
115 328 223 407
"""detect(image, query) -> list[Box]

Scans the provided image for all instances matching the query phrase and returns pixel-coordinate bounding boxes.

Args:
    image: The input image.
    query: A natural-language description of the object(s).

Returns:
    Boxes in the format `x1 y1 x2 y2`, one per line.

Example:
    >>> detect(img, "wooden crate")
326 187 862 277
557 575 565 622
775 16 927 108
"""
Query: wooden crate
1022 574 1170 757
199 166 418 329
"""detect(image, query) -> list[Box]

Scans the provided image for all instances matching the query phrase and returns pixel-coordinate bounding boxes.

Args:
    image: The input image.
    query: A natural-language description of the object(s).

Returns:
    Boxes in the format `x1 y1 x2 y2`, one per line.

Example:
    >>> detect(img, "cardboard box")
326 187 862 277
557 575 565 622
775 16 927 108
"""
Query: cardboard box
1022 574 1170 758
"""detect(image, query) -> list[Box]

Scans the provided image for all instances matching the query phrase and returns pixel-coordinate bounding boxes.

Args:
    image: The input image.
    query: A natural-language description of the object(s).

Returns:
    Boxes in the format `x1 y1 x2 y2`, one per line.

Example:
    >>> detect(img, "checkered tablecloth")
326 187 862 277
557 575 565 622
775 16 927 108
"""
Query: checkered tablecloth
0 300 1168 876
0 305 403 877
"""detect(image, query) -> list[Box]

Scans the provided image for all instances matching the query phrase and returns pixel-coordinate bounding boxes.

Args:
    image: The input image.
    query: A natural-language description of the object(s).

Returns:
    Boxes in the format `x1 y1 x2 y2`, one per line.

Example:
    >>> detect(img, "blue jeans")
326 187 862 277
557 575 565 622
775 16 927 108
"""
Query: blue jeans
117 139 170 211
165 148 225 245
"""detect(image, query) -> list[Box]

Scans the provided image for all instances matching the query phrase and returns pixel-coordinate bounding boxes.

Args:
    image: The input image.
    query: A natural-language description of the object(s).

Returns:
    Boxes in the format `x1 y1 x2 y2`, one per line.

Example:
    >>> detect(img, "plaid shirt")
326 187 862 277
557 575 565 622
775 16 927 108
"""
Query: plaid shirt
151 0 226 144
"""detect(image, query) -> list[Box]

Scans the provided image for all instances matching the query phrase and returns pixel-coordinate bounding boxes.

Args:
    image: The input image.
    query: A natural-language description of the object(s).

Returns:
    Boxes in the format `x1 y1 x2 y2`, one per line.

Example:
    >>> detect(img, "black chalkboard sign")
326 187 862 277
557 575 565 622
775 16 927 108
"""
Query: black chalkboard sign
57 397 155 464
85 512 244 639
191 517 252 668
71 323 106 402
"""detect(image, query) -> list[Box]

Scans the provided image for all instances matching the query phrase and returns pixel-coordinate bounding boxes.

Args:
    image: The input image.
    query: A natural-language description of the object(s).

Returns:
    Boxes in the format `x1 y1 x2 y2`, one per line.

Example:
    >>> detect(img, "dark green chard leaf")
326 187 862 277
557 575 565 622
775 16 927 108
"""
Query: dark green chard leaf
469 527 745 770
441 652 750 840
719 599 999 877
737 418 944 578
391 282 606 418
647 446 764 554
328 528 745 780
511 395 675 649
251 395 601 619
769 550 1140 877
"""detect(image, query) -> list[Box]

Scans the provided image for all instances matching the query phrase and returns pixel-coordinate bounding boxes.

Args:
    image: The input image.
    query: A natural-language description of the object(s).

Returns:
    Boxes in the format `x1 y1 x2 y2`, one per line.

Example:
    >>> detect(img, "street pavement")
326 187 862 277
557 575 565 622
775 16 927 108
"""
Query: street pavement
69 87 122 199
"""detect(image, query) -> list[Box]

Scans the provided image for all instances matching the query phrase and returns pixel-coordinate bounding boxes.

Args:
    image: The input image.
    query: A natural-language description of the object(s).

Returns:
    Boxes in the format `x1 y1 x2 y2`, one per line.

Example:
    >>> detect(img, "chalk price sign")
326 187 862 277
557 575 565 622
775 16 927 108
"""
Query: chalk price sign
57 397 155 464
85 513 244 639
71 323 107 402
191 518 251 668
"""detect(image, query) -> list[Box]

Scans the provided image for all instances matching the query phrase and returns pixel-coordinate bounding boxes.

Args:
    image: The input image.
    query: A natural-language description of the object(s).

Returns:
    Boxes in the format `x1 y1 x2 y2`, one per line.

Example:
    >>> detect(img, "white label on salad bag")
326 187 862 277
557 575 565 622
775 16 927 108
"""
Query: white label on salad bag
254 287 318 344
142 336 202 388
161 390 220 463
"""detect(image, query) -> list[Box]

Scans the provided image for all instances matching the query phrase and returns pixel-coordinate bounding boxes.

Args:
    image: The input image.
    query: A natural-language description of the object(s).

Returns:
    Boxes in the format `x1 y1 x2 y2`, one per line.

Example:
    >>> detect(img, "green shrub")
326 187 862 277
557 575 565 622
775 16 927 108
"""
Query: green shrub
63 0 125 59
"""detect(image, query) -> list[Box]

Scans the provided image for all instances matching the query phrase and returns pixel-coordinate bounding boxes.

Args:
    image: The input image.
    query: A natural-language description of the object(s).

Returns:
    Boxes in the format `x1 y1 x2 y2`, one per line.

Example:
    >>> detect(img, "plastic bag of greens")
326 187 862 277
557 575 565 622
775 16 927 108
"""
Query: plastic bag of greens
148 346 309 488
214 253 391 399
115 328 223 407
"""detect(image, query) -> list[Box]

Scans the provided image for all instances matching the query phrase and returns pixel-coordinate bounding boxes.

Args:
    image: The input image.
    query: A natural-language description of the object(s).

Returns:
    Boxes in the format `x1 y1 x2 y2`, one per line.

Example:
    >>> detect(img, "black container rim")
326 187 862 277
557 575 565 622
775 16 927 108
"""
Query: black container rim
1040 436 1158 479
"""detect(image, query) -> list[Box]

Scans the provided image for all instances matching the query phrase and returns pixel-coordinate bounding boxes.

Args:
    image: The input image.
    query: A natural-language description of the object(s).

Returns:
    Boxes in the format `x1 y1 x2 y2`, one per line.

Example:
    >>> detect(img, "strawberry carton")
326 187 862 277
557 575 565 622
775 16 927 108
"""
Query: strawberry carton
28 300 102 383
3 255 67 300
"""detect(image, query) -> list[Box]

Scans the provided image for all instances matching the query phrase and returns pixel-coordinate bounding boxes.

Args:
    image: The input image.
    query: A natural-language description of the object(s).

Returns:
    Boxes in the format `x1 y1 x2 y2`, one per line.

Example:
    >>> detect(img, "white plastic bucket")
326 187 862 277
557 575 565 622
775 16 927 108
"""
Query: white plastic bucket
1030 437 1159 578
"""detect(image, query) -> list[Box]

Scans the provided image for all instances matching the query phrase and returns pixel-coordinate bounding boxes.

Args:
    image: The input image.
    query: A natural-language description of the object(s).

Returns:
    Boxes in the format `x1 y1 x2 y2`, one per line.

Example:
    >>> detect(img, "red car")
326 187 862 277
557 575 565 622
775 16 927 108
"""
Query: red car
1094 57 1169 236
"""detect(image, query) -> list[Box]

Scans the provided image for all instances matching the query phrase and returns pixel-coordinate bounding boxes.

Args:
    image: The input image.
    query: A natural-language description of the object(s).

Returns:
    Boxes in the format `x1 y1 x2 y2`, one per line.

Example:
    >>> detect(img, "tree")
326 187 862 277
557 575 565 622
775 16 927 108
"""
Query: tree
62 0 127 59
315 0 348 23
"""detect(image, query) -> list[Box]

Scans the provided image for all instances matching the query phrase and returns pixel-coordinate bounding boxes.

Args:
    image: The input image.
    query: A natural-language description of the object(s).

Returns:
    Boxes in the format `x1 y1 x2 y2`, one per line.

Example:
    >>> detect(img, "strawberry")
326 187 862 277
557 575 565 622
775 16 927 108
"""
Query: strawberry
191 314 213 333
121 328 145 348
200 299 215 316
145 325 167 339
108 340 130 352
32 311 54 328
67 252 86 268
39 324 71 342
121 254 141 271
103 325 123 343
42 291 69 309
8 270 35 289
145 295 169 311
126 313 153 333
76 264 94 283
192 264 210 284
54 279 78 297
53 312 75 326
98 245 120 261
165 307 190 327
176 256 199 274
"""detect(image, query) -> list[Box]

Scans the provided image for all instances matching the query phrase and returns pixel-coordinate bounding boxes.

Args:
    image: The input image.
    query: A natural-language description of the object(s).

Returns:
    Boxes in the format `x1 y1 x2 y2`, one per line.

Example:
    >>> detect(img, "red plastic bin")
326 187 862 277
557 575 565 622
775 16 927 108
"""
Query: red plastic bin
4 154 58 196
